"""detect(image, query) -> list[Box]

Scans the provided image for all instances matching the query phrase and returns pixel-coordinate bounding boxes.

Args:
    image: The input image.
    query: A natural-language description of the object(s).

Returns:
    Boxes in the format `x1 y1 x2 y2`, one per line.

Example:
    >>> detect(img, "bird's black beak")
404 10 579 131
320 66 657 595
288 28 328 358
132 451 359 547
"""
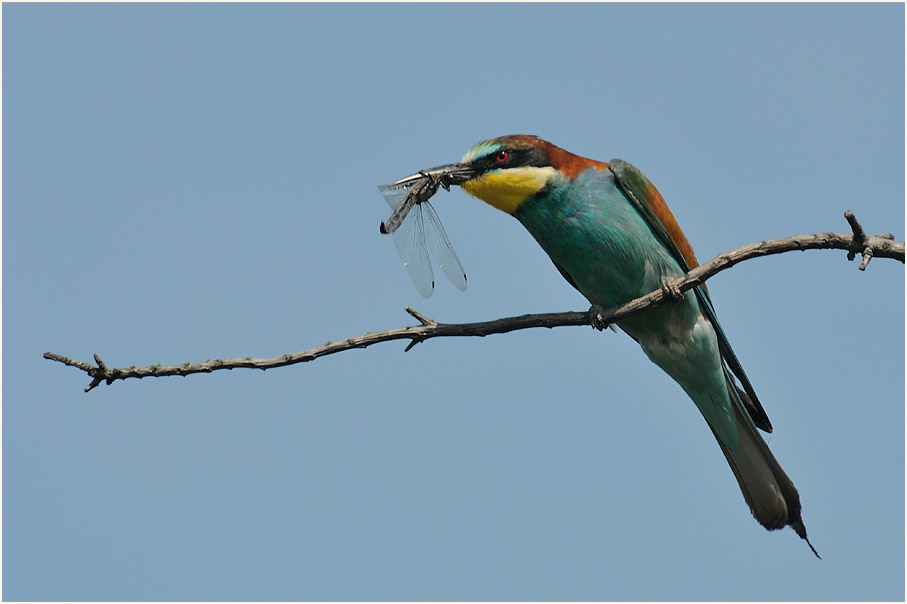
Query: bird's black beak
423 162 480 187
384 162 480 190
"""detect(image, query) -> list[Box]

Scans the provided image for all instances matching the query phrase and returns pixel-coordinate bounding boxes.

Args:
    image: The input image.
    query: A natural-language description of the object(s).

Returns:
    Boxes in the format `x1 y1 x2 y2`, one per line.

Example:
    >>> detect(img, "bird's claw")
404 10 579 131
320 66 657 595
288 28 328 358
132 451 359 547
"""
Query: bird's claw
589 304 610 331
661 277 684 302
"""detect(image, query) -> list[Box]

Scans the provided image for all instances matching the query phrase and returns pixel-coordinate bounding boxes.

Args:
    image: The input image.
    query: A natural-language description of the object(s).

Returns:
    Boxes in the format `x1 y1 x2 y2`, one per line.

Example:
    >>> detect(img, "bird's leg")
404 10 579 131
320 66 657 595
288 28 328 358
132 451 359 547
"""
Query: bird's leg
589 304 610 331
661 277 685 302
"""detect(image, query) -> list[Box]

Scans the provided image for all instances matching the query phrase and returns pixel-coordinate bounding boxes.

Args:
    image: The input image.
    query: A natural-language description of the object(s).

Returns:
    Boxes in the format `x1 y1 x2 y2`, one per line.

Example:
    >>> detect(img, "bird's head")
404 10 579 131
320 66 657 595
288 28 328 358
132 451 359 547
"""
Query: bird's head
424 135 610 214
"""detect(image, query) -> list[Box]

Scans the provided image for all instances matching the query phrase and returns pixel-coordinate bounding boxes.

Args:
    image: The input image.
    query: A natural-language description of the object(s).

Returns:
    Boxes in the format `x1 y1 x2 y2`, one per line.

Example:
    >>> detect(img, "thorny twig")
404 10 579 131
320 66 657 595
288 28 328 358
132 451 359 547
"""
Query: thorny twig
45 213 904 392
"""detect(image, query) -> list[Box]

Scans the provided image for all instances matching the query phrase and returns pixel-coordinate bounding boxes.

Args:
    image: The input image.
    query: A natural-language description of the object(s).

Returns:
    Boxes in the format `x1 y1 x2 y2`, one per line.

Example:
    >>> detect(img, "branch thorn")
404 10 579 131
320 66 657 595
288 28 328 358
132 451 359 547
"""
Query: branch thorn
858 246 873 271
405 306 436 326
844 210 867 261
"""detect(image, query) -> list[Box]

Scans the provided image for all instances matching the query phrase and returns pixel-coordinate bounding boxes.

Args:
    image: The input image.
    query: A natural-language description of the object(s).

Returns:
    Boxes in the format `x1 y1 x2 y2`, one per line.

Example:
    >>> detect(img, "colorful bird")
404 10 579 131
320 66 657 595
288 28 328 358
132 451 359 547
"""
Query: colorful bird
385 135 817 555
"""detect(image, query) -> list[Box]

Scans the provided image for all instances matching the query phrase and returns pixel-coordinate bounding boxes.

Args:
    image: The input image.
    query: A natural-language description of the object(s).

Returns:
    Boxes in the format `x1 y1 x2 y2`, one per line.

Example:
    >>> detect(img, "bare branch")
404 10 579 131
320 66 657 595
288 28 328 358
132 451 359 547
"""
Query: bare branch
44 214 904 392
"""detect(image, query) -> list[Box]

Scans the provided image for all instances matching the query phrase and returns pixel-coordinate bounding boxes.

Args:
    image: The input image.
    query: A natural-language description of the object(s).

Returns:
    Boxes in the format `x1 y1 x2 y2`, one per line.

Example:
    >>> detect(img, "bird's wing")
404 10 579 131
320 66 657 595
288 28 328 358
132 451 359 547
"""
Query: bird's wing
609 159 772 433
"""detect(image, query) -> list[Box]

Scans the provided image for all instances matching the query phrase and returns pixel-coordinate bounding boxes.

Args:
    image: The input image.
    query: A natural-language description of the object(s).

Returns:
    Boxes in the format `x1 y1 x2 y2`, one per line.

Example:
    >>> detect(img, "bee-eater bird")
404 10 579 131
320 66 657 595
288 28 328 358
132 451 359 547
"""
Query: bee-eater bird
408 134 816 555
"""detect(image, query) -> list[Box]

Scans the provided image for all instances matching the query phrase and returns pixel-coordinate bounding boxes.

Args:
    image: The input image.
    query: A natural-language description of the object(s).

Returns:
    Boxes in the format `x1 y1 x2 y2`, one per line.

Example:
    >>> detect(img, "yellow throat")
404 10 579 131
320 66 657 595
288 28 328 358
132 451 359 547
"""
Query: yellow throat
461 166 558 215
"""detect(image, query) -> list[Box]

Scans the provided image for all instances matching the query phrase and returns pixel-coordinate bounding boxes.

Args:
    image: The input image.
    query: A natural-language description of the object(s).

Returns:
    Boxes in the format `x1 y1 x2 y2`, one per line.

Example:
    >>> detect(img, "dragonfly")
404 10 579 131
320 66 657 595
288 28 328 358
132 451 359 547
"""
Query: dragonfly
378 166 470 298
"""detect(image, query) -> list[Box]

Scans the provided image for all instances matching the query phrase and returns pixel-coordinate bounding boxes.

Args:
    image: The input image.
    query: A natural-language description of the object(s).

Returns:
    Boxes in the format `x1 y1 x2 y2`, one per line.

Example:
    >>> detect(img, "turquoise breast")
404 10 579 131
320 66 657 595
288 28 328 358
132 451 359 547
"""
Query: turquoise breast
514 167 699 339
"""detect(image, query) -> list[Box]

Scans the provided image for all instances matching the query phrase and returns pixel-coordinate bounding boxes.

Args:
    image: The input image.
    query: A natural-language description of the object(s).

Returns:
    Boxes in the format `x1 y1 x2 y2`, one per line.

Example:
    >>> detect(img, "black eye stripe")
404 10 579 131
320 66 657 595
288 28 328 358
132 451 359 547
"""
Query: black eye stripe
478 147 550 171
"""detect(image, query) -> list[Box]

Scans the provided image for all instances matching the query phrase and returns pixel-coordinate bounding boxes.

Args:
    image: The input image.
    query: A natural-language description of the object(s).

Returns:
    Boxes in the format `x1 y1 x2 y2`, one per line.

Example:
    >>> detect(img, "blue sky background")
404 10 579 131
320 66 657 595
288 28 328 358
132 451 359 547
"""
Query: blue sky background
3 3 904 601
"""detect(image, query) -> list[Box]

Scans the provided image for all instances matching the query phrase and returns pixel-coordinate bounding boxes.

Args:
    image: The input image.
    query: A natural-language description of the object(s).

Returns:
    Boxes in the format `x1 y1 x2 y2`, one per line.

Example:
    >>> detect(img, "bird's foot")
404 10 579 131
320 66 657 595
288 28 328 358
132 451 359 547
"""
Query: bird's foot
661 277 684 302
589 304 610 331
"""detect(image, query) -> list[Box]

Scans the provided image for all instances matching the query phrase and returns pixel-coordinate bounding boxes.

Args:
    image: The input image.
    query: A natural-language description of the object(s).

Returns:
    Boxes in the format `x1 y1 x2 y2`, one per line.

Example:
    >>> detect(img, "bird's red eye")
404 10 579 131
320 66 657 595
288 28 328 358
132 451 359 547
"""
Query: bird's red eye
496 150 509 162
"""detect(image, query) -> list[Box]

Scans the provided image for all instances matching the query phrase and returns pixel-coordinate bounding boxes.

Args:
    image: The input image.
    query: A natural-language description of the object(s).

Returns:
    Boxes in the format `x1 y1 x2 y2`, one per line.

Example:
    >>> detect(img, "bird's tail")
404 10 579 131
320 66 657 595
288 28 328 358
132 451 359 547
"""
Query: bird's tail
713 382 819 557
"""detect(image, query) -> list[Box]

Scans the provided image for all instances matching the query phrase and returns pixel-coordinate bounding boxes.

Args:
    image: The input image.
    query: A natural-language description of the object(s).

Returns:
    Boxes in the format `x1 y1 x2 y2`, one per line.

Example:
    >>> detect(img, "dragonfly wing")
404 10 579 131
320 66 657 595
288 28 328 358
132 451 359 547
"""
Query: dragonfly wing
421 200 467 291
378 182 409 206
391 202 435 298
